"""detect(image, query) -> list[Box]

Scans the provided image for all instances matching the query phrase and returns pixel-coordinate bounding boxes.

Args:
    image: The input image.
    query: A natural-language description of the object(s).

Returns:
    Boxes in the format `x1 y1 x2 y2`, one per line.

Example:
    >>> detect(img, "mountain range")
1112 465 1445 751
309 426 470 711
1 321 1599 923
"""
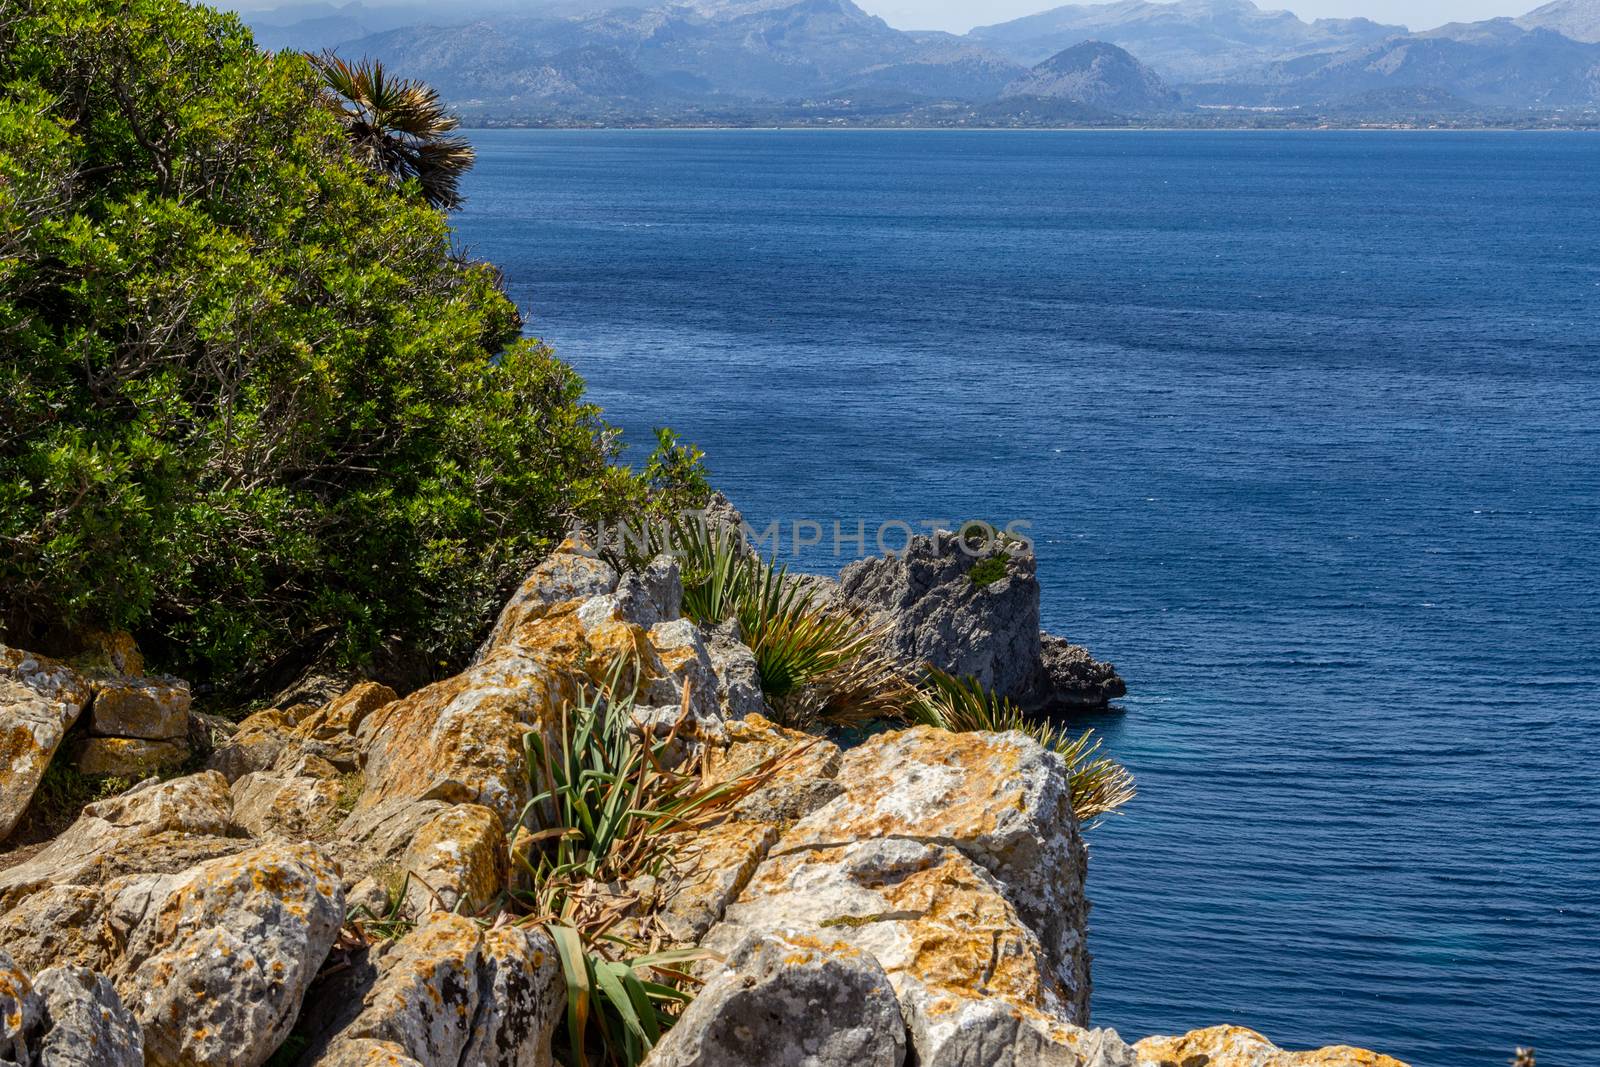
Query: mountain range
242 0 1600 122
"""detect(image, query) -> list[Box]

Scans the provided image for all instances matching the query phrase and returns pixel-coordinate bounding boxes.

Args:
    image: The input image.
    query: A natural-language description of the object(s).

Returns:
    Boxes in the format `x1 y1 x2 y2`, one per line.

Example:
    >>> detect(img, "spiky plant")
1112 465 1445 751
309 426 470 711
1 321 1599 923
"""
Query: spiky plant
545 924 701 1067
309 52 475 209
908 667 1135 825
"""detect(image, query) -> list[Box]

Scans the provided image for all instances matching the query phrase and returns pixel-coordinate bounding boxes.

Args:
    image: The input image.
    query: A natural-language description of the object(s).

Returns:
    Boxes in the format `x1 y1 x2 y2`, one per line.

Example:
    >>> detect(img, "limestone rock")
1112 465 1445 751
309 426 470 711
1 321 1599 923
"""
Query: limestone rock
475 541 619 663
837 531 1042 698
0 950 41 1064
87 676 190 740
705 621 767 720
114 842 343 1067
780 726 1090 1020
0 887 119 975
703 836 1075 1028
901 989 1136 1067
398 803 507 917
296 681 396 742
314 1038 426 1066
650 820 778 946
64 631 145 678
231 772 343 840
644 618 723 728
707 715 842 827
74 736 190 777
1133 1026 1408 1067
316 912 562 1067
0 772 238 913
207 708 296 782
613 554 684 629
646 929 906 1067
0 646 92 843
459 925 564 1067
32 965 144 1067
1036 636 1126 712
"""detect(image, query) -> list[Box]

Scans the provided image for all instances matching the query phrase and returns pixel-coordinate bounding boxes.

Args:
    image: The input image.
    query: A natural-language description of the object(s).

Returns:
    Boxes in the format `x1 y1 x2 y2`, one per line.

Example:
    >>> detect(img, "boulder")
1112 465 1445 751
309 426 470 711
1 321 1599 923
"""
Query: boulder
231 772 343 840
613 554 684 629
644 618 723 729
704 621 767 720
835 532 1125 710
31 965 144 1067
295 681 397 742
706 715 842 827
702 836 1076 1031
86 676 190 740
315 1038 425 1067
646 929 906 1067
397 803 507 917
474 540 619 663
0 646 92 843
74 736 190 777
901 990 1136 1067
648 820 778 946
207 708 296 782
0 772 239 913
0 886 120 975
315 913 562 1067
1132 1026 1407 1067
113 842 344 1067
777 726 1090 1020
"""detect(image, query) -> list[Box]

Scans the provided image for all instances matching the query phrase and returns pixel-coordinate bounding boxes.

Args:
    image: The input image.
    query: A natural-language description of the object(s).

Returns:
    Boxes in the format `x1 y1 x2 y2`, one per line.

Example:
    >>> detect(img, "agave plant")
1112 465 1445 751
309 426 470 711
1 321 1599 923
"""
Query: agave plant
309 52 474 210
545 923 702 1067
908 667 1135 825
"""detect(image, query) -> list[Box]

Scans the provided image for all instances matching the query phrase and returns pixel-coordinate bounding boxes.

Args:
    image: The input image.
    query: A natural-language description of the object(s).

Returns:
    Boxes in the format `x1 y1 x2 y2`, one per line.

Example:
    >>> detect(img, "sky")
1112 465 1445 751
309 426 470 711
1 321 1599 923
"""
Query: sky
234 0 1537 36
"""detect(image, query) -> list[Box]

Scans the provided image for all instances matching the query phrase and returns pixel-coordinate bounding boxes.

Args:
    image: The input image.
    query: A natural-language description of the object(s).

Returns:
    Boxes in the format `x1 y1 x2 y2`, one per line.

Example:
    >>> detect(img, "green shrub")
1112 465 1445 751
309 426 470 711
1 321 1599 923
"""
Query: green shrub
967 553 1011 587
0 0 692 686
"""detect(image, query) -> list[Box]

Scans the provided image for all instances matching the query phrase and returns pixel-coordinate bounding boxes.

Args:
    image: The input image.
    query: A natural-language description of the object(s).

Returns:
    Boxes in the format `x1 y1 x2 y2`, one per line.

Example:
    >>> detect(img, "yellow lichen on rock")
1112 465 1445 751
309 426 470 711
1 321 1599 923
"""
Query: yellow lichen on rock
1134 1025 1410 1067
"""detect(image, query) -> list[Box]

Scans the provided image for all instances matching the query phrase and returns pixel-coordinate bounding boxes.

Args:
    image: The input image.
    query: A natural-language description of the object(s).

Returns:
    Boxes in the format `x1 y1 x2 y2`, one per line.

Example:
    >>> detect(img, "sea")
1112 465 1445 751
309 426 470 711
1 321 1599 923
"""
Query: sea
454 129 1600 1067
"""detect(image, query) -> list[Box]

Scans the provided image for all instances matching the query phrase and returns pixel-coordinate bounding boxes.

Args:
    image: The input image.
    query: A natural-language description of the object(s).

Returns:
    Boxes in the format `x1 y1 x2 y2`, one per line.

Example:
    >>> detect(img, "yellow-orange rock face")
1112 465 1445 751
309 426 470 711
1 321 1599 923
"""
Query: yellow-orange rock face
1 646 92 843
1134 1025 1410 1067
399 802 507 917
297 681 397 742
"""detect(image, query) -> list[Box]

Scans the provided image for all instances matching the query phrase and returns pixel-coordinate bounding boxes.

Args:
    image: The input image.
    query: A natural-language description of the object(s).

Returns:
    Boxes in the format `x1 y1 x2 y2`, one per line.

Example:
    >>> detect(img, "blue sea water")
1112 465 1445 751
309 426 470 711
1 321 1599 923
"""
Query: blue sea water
454 130 1600 1066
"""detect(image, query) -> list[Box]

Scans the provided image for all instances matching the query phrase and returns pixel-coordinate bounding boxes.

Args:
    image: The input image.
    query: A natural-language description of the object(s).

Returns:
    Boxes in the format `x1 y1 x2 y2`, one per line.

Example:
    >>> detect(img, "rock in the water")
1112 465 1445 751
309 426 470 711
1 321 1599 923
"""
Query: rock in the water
32 965 144 1067
836 532 1125 710
1132 1025 1408 1066
114 842 343 1067
646 929 906 1067
74 736 190 777
0 646 92 843
838 531 1042 698
86 676 190 740
1036 635 1126 711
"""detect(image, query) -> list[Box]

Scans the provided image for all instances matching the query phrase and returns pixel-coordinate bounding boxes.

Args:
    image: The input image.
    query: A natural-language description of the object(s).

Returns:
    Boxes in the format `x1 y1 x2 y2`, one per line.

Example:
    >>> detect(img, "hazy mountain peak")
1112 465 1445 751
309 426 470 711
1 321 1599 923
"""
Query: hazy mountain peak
1517 0 1600 41
1000 37 1178 111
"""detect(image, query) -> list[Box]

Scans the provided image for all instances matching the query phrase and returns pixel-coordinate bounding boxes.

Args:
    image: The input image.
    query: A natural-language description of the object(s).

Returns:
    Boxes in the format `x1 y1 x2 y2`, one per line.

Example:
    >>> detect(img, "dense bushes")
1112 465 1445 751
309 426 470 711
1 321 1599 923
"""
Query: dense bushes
0 0 698 686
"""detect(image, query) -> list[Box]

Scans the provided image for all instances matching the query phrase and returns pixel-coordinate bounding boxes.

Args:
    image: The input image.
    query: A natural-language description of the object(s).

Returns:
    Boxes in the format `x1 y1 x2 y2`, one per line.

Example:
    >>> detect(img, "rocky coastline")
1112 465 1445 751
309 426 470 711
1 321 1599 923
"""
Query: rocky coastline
0 528 1405 1067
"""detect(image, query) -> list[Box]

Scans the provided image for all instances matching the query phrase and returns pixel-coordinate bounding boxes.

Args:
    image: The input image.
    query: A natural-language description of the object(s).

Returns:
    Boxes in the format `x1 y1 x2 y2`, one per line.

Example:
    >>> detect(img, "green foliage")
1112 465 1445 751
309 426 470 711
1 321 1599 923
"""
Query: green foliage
908 667 1136 824
546 924 702 1067
512 665 790 1067
967 553 1011 588
0 0 674 685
